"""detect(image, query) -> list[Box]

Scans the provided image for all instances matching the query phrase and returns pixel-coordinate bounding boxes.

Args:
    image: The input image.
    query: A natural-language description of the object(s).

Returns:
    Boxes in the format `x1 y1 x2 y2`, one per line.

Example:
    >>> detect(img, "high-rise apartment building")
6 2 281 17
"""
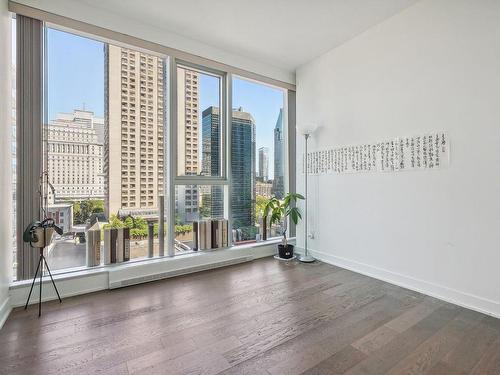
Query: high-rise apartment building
47 109 105 201
273 108 285 199
258 147 269 181
175 67 200 224
104 45 165 218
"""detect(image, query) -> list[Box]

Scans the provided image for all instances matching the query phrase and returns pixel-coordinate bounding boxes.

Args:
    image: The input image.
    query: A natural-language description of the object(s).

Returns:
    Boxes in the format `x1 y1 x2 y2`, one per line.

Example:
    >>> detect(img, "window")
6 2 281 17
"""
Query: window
43 27 167 272
176 65 223 178
13 16 292 281
231 78 286 244
173 63 228 252
174 185 226 251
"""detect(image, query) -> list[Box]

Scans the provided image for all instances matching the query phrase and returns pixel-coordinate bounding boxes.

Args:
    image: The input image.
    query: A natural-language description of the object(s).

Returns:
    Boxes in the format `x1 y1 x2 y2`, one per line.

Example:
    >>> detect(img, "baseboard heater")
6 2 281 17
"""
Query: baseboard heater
109 256 253 289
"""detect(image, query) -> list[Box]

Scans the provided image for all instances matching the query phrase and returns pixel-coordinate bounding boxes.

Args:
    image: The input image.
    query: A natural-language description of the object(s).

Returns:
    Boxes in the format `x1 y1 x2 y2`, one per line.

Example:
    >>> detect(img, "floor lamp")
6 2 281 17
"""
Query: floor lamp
297 124 318 263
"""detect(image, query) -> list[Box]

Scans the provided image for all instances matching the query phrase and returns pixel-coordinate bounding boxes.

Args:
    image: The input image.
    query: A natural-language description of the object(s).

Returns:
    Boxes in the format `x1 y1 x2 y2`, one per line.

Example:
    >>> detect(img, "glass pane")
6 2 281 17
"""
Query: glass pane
104 44 166 260
174 185 226 252
44 28 106 271
44 27 167 271
177 66 222 177
231 78 285 244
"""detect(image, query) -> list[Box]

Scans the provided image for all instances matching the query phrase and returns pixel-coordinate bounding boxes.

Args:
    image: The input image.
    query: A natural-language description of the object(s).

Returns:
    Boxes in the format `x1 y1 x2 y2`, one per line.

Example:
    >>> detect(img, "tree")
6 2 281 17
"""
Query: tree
74 199 104 224
103 215 125 229
255 195 269 221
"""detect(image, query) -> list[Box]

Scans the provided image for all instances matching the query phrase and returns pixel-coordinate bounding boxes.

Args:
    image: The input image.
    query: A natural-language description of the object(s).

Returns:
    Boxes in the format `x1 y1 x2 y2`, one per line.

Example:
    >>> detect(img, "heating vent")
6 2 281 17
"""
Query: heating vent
109 256 253 289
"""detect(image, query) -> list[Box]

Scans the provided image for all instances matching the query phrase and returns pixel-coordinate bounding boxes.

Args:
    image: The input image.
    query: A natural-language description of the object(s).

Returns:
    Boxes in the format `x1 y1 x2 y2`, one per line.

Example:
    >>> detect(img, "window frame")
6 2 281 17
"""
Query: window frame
169 58 231 250
172 59 229 184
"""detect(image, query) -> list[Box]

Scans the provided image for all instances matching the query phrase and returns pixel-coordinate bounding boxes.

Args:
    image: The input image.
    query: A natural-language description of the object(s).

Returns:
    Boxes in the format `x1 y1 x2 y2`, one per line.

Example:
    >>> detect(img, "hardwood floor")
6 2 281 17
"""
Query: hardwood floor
1 257 499 374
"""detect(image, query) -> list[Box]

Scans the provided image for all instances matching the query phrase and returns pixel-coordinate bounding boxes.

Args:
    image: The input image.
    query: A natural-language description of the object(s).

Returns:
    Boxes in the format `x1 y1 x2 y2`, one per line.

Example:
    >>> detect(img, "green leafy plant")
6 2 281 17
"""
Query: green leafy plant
263 192 304 246
255 195 269 220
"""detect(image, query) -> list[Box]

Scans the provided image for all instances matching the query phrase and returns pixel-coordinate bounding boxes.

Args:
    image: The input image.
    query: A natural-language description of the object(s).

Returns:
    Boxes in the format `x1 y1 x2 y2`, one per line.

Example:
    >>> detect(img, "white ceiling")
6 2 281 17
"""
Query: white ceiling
78 0 419 72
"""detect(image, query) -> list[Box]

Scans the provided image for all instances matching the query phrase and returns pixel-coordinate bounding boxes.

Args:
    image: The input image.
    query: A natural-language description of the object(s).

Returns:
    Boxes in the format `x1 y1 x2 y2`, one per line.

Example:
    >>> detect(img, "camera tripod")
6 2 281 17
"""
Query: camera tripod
24 247 62 317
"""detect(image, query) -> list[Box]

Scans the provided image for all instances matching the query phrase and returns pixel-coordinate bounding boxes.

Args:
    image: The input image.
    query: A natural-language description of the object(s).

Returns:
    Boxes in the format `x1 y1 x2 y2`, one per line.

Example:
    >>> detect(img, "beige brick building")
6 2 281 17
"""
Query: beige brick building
104 45 165 218
175 66 200 224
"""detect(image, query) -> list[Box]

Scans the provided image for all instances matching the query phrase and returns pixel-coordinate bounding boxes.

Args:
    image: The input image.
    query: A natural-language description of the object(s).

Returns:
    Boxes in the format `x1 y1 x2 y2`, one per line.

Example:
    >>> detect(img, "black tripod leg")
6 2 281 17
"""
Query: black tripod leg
39 257 43 317
43 256 62 303
24 257 41 310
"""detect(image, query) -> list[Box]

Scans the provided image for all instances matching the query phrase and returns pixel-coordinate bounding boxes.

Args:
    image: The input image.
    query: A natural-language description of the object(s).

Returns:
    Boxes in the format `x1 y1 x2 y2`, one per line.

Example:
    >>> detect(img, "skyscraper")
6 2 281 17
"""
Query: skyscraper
201 106 256 228
273 108 285 199
201 107 223 218
202 106 221 177
104 45 165 218
230 107 256 229
258 147 269 182
47 109 105 201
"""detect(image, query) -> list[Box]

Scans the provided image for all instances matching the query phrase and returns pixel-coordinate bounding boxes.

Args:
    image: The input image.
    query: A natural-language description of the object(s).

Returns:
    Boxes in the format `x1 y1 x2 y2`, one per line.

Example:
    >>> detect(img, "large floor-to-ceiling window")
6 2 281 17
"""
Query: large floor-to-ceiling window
12 15 293 280
43 27 168 271
173 64 227 251
231 77 285 244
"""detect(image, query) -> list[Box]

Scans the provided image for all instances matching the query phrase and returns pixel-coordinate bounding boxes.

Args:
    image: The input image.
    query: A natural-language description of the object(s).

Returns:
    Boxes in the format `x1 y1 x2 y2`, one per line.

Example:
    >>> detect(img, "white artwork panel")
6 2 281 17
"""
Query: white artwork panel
303 131 449 175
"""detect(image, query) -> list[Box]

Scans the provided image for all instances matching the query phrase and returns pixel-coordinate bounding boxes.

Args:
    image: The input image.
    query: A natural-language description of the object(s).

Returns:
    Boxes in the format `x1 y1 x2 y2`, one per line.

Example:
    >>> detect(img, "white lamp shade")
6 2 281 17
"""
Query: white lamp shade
297 123 319 135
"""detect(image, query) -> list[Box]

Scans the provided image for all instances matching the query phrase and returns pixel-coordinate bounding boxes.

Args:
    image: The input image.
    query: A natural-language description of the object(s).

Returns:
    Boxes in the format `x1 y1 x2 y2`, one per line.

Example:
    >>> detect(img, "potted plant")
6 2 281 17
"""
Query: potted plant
264 192 304 259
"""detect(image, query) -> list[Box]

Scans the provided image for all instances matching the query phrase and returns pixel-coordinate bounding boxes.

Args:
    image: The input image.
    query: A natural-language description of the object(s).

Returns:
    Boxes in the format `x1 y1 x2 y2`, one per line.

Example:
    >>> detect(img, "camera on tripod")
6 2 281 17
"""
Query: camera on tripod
22 217 64 316
23 218 63 248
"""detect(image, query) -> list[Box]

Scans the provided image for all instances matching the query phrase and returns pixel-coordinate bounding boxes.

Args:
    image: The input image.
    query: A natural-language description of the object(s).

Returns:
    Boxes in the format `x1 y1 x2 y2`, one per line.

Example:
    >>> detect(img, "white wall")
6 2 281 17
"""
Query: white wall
12 0 294 85
296 0 500 317
0 0 13 327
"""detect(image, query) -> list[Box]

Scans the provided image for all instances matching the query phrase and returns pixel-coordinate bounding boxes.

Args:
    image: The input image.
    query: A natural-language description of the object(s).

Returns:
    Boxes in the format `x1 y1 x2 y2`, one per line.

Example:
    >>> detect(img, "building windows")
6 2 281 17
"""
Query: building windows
13 18 292 280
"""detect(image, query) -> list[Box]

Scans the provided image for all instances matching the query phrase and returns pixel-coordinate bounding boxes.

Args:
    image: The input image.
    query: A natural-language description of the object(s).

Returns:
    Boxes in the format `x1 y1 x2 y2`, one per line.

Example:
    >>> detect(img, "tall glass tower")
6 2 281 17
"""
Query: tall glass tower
201 107 223 218
273 108 284 199
201 106 255 229
231 107 256 229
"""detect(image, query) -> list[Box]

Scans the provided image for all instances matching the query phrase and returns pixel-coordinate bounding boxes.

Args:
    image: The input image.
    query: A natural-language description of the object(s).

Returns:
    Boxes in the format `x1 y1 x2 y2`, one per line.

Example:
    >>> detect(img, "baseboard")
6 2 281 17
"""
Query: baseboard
298 247 500 319
0 296 12 329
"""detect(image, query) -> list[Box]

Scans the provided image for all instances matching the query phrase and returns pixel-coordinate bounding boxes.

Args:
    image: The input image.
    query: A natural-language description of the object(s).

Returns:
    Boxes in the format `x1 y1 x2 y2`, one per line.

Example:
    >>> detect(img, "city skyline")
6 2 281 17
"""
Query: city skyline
46 28 284 180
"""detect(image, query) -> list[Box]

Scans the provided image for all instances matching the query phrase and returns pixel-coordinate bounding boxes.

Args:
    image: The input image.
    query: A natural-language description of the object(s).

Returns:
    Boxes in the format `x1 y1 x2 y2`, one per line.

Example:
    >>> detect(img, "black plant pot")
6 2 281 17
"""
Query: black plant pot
278 244 294 259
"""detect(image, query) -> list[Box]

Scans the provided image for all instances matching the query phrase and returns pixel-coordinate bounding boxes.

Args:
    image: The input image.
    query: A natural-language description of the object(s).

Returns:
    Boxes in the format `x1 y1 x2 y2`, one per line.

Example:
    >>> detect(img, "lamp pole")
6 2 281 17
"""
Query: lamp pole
298 133 315 263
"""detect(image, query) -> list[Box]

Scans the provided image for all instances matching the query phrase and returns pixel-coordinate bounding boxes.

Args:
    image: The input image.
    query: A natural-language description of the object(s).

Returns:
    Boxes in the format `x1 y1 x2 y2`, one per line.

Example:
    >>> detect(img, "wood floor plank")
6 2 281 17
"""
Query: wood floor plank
469 338 500 375
351 325 398 355
427 362 467 375
441 316 499 373
384 309 483 375
300 345 367 375
237 294 420 375
1 258 498 375
384 297 443 333
342 304 463 375
222 279 387 367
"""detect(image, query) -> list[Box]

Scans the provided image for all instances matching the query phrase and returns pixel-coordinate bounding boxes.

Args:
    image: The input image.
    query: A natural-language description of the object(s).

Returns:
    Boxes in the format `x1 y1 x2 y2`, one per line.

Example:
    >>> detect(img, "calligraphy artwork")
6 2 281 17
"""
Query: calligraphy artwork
303 132 449 175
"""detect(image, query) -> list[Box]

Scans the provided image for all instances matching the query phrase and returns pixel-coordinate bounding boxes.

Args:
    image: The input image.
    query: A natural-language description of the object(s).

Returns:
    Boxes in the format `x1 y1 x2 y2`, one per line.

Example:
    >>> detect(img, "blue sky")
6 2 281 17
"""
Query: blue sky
46 28 284 179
